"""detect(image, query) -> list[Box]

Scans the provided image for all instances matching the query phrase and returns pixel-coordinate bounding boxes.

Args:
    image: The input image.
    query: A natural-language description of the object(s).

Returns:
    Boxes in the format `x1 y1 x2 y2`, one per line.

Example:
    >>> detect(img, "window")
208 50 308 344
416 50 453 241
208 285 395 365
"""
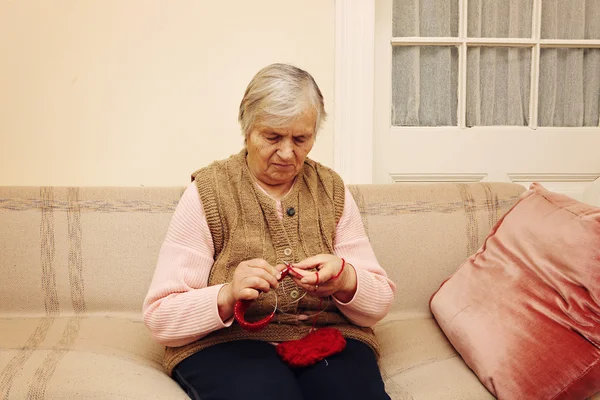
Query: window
391 0 600 128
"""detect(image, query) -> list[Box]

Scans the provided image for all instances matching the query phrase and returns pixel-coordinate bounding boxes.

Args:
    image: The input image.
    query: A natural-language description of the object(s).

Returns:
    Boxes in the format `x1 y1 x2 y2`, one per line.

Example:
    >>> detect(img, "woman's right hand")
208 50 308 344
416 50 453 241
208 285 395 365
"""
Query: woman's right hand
217 259 284 321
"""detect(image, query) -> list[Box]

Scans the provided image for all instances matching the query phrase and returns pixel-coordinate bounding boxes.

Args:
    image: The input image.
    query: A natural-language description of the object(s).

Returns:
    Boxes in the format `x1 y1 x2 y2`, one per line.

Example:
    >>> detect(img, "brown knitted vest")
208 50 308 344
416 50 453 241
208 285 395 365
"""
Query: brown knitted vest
163 149 379 375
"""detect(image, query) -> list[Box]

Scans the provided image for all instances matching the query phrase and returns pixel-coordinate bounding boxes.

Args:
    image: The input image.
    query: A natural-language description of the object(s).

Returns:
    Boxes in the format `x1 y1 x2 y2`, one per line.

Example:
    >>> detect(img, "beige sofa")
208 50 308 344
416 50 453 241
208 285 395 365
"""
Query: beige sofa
1 183 598 399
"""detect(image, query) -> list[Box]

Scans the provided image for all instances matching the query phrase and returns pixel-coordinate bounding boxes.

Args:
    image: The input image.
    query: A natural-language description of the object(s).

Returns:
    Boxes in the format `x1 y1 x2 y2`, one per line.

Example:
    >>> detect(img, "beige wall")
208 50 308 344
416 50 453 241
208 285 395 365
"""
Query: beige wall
0 1 335 186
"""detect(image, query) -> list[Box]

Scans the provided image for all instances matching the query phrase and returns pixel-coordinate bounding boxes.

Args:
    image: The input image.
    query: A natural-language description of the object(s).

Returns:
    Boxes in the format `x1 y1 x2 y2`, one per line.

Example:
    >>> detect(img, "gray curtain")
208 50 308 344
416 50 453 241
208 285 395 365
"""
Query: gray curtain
539 0 600 126
392 0 458 126
391 0 600 127
466 0 532 126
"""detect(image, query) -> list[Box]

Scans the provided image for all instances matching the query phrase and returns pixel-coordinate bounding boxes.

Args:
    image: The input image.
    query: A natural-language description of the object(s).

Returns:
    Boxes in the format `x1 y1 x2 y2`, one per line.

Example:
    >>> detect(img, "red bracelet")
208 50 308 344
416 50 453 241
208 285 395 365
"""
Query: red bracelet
332 258 345 280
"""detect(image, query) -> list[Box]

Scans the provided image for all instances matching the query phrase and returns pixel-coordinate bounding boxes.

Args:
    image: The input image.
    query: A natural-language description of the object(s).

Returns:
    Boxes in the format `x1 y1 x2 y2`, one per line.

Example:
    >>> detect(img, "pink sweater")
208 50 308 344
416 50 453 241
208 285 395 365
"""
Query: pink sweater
143 182 396 347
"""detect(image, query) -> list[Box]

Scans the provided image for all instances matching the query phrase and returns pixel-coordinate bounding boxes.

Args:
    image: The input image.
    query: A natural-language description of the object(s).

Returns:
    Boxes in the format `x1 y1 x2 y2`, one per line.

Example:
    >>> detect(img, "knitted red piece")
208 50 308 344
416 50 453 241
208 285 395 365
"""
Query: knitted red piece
233 299 274 332
276 328 346 368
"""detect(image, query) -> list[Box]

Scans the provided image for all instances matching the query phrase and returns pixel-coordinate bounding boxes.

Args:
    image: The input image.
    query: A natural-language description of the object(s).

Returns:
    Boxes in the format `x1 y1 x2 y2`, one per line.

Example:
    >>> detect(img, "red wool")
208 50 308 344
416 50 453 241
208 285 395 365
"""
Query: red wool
234 299 274 332
235 264 348 367
233 266 292 332
276 328 346 368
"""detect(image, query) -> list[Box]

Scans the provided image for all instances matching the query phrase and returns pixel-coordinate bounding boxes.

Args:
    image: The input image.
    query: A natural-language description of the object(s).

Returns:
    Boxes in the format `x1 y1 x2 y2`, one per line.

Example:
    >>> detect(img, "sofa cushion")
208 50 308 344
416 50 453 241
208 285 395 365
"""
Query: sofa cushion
375 317 495 399
430 183 600 400
0 316 185 399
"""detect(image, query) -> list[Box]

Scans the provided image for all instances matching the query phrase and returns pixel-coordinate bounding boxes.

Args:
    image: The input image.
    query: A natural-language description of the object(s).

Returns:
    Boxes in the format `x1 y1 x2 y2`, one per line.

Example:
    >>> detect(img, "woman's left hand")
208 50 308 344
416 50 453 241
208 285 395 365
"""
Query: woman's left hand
288 254 357 301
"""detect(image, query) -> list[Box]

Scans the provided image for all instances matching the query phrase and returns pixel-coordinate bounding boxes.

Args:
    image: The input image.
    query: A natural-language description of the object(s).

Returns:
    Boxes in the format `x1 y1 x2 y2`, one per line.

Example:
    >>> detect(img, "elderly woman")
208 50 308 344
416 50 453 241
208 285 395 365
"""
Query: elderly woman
143 63 396 400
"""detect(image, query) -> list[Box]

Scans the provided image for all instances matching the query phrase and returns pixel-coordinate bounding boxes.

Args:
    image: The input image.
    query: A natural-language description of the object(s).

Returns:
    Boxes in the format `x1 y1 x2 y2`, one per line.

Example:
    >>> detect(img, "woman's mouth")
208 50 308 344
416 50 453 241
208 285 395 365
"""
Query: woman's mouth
272 163 294 169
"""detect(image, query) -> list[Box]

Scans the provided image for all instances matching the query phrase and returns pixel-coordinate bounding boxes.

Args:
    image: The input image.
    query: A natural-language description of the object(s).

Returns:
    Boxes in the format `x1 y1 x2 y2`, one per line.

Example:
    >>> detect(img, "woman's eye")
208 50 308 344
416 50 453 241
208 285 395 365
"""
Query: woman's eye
294 137 306 144
266 136 279 142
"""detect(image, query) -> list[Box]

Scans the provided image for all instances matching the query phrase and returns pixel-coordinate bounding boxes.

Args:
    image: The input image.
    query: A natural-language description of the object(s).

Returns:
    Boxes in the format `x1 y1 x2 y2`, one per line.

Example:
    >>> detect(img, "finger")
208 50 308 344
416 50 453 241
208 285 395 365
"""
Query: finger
247 259 281 280
299 271 319 285
302 265 340 286
291 254 329 270
290 276 328 292
274 263 288 272
289 270 317 285
291 279 316 293
295 268 331 286
249 267 280 289
287 266 311 279
237 287 260 301
242 276 272 293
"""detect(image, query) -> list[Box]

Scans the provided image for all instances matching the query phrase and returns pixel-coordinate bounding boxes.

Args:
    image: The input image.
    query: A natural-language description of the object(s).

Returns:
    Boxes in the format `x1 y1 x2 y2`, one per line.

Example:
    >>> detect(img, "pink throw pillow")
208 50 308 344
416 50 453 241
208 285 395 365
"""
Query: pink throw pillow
430 183 600 400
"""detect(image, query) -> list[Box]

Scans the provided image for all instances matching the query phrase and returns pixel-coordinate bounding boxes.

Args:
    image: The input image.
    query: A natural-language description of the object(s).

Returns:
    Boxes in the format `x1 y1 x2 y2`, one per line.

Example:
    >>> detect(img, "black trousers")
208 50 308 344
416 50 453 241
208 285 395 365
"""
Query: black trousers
172 339 390 400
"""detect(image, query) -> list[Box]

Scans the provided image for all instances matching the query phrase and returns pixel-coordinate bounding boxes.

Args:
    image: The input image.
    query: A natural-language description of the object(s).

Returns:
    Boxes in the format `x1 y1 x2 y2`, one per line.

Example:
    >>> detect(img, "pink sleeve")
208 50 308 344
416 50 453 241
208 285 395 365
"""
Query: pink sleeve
332 187 396 327
142 183 233 347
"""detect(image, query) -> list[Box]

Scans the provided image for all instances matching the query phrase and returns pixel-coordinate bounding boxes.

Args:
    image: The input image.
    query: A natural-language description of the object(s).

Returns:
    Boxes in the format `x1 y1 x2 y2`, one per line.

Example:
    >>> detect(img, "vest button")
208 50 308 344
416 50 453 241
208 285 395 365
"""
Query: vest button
286 207 296 217
290 289 299 300
284 248 292 256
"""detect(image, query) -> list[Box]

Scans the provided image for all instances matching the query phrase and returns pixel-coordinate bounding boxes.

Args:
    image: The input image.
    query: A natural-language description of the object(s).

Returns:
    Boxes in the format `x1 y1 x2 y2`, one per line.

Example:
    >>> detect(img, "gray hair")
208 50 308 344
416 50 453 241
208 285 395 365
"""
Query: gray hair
238 63 326 137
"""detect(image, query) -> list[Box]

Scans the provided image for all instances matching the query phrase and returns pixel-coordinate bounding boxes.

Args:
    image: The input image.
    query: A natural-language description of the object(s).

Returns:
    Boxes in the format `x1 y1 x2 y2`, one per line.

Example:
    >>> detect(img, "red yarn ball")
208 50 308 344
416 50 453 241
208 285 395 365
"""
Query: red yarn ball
276 328 346 368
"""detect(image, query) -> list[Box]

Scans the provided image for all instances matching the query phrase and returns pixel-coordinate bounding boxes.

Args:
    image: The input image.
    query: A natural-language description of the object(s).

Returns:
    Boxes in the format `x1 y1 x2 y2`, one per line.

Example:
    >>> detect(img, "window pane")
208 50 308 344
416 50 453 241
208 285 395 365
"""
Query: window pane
392 46 458 126
466 47 531 126
468 0 533 38
539 48 600 127
393 0 459 37
542 0 600 39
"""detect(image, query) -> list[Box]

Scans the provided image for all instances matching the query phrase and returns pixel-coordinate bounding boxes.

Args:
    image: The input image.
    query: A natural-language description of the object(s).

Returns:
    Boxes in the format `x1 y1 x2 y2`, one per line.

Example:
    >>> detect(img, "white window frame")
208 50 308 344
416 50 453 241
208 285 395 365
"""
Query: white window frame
334 0 600 184
334 0 375 184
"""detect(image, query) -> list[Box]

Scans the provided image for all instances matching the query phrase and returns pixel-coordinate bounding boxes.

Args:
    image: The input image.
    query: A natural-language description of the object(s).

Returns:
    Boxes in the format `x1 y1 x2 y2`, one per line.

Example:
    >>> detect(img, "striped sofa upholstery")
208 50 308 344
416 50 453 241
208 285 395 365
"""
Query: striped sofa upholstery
1 184 598 399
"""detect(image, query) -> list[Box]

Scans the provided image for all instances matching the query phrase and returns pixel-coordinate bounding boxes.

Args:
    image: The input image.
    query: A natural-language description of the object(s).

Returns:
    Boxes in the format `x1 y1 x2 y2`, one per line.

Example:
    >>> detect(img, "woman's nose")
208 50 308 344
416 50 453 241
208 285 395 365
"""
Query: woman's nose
277 140 294 160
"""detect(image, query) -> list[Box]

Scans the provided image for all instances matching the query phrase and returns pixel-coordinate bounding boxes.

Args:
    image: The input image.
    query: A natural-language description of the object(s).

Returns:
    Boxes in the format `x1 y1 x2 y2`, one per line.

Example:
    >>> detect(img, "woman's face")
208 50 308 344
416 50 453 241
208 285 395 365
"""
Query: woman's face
246 109 316 188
